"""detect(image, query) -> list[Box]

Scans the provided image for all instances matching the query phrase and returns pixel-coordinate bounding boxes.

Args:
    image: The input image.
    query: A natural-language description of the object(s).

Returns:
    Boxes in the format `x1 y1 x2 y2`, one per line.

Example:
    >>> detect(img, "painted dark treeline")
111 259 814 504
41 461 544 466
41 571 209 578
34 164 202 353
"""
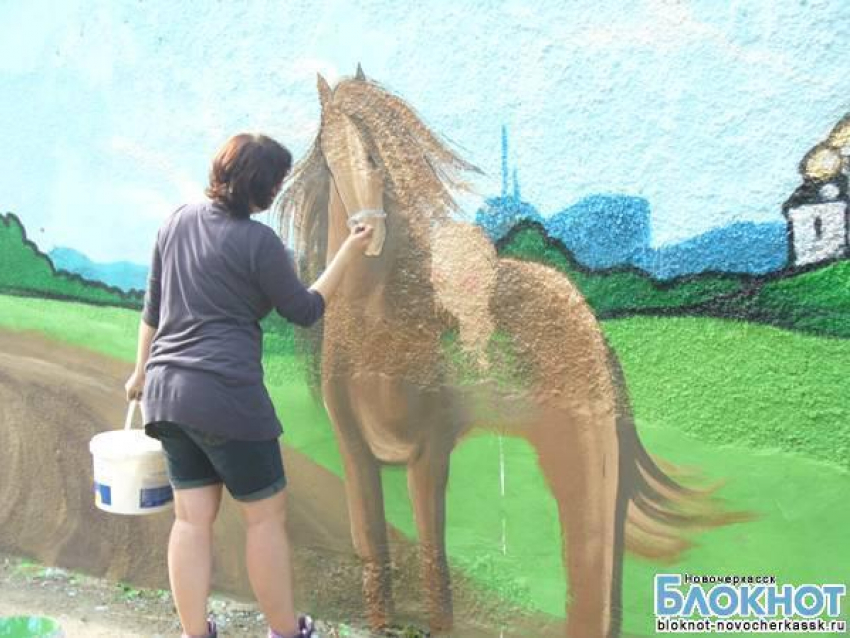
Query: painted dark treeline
0 212 143 309
497 220 850 339
3 211 847 339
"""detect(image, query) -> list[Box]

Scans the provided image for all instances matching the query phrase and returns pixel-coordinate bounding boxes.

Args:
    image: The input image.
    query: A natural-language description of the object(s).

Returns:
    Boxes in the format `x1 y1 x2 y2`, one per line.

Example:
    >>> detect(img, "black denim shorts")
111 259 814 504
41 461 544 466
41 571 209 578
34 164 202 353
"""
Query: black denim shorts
145 422 286 502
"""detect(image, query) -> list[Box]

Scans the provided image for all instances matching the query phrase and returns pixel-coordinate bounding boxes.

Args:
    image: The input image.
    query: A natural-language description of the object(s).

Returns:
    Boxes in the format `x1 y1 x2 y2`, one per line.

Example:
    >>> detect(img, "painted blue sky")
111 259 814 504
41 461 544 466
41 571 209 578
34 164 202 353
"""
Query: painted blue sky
1 0 848 263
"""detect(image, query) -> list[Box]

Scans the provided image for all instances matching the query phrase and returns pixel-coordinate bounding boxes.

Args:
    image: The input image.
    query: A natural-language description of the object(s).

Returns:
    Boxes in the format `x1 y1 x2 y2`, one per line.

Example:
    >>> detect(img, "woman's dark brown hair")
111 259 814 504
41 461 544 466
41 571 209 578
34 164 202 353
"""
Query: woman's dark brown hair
205 133 293 218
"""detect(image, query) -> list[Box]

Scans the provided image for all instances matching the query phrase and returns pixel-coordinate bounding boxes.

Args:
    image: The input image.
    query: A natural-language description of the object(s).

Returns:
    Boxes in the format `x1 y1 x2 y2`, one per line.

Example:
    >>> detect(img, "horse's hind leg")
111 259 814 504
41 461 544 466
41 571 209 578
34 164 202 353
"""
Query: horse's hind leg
528 404 622 638
324 386 393 630
407 436 453 633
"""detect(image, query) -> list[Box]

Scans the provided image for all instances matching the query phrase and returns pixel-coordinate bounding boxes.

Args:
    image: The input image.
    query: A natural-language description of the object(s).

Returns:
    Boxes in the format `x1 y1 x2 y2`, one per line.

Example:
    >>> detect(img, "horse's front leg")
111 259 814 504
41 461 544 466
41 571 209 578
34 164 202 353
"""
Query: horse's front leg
324 386 394 630
407 438 453 633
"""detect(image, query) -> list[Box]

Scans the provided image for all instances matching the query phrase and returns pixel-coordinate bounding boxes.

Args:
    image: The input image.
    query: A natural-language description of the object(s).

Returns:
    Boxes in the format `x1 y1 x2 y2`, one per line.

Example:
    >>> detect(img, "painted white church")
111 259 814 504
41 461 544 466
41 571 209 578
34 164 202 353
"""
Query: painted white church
785 181 849 267
785 117 850 268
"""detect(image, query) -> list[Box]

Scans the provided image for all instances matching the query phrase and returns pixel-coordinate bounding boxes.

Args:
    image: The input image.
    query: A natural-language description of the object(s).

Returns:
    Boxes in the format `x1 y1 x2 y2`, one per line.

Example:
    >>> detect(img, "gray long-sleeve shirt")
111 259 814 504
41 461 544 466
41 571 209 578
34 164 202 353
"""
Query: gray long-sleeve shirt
141 200 324 440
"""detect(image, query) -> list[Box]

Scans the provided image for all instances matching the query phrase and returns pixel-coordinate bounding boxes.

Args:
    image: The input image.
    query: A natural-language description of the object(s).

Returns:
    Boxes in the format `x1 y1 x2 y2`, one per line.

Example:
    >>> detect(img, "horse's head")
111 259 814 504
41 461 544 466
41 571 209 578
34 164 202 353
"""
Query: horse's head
278 65 480 280
316 69 387 257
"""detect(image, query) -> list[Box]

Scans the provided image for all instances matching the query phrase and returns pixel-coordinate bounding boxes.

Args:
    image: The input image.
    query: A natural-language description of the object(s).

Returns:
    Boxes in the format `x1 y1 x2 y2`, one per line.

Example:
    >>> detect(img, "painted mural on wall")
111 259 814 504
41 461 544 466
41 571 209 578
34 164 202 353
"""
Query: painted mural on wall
277 69 750 637
1 2 848 637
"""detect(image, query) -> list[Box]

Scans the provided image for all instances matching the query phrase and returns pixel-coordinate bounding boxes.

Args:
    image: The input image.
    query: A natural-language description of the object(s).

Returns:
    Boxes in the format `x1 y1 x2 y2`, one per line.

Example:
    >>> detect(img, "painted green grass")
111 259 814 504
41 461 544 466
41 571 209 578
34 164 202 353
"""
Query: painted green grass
745 260 850 338
1 295 847 635
757 260 850 314
0 295 139 361
604 316 850 470
616 426 850 636
0 296 298 368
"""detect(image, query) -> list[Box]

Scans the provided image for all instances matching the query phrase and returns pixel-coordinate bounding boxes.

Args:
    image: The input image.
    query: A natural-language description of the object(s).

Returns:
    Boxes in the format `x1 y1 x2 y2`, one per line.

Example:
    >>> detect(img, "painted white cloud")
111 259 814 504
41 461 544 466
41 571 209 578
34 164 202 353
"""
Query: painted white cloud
287 57 342 84
108 137 205 204
575 0 798 82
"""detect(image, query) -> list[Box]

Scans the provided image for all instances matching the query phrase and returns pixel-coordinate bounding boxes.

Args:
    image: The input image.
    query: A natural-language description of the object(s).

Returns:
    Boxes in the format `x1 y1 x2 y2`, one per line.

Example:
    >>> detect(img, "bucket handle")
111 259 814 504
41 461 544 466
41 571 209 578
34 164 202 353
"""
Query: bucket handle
124 399 141 431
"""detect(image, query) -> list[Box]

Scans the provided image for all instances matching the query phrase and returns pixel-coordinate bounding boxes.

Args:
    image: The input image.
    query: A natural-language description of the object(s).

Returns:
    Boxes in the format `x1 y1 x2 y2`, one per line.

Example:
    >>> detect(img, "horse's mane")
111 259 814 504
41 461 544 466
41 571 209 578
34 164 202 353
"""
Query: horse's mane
275 77 479 278
273 77 480 391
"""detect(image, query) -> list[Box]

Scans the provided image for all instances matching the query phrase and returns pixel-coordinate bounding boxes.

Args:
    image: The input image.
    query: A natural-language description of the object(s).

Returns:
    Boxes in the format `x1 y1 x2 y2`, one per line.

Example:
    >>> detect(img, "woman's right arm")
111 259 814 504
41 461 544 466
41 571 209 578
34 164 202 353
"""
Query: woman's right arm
309 225 373 301
255 225 373 327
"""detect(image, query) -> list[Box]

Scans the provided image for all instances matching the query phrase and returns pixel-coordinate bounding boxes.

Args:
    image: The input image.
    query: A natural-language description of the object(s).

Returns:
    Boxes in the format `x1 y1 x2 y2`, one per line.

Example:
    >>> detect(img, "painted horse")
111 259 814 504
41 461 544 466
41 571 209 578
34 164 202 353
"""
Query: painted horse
276 66 734 637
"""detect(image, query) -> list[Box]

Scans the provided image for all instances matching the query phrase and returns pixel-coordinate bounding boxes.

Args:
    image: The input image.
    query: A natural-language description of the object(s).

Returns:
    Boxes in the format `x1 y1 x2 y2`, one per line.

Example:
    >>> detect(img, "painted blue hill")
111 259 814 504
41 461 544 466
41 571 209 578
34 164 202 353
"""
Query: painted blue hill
544 195 651 270
477 192 788 278
475 195 543 241
636 221 788 280
49 247 149 292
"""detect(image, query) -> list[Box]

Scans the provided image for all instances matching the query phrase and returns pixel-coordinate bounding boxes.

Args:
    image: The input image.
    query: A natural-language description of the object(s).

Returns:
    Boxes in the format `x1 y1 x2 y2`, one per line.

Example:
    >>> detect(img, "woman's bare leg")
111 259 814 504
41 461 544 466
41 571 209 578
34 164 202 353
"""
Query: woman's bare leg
169 484 223 636
238 489 299 637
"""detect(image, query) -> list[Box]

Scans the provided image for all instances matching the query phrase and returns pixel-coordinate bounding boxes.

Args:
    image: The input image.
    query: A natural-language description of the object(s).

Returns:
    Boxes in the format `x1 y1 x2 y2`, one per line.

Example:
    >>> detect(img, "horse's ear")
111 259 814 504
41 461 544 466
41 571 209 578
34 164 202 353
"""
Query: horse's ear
317 73 332 111
355 63 366 81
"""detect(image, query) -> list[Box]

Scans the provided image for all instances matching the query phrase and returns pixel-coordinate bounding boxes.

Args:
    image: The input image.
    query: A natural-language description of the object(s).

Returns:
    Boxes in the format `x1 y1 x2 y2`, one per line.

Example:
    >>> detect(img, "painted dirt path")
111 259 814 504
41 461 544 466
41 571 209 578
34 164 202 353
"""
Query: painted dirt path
0 328 550 637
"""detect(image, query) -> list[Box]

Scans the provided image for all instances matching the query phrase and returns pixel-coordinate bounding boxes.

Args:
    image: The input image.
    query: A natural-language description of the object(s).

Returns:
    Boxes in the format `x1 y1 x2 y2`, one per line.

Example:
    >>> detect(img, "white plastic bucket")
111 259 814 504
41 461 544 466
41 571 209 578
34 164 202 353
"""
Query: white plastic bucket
89 401 173 515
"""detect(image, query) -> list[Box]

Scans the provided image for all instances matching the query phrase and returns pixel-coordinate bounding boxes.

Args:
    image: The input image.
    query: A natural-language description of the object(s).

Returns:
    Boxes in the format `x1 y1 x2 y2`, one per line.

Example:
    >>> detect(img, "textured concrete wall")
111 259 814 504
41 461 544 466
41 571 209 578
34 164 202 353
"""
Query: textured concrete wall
1 2 848 636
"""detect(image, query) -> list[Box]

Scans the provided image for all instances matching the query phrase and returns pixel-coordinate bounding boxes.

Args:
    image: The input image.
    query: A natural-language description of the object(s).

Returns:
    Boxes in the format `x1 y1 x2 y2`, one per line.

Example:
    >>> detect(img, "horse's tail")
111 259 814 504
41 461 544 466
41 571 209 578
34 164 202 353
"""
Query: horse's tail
608 347 753 563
